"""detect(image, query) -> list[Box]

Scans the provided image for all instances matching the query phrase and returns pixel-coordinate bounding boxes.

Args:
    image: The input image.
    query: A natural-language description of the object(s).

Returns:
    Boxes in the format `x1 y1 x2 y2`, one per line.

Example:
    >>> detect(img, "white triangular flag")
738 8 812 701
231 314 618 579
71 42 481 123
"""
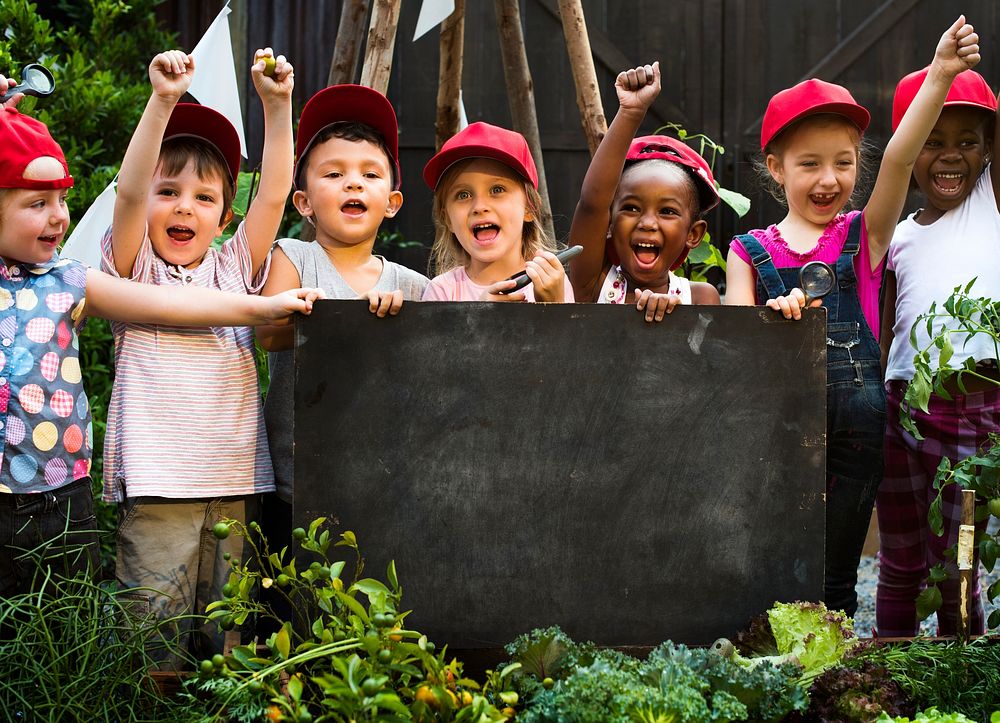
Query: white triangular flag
413 0 455 41
61 178 116 268
458 89 468 130
189 1 247 157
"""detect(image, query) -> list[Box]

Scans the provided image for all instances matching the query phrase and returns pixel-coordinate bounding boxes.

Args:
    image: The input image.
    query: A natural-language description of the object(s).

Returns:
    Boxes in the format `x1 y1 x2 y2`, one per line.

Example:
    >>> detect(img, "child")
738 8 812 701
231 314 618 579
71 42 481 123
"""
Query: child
0 80 320 599
421 122 572 302
569 62 721 321
102 48 295 662
725 17 981 618
256 84 427 544
878 63 999 635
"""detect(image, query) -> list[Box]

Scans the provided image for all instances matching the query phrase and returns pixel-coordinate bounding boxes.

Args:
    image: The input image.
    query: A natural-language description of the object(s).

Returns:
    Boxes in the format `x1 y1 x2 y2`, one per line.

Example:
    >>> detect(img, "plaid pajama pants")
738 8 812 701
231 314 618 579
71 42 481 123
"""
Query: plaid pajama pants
876 380 999 636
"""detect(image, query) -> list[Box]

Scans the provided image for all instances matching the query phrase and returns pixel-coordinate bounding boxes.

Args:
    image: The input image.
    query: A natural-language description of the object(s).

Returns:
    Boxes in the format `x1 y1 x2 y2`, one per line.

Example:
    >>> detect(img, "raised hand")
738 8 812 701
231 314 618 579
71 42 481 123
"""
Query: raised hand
149 50 194 101
251 47 294 104
935 15 980 77
615 61 660 115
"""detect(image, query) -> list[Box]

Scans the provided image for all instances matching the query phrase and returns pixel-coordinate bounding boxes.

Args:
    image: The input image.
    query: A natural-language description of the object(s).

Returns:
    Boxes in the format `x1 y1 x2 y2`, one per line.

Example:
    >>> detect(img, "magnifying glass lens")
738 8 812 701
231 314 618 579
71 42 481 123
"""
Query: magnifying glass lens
22 65 54 94
800 263 835 298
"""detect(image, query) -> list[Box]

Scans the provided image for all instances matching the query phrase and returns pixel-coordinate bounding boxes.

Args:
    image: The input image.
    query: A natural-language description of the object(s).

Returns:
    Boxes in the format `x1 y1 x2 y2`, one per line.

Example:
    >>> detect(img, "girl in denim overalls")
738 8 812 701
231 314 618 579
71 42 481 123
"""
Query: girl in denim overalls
726 17 981 617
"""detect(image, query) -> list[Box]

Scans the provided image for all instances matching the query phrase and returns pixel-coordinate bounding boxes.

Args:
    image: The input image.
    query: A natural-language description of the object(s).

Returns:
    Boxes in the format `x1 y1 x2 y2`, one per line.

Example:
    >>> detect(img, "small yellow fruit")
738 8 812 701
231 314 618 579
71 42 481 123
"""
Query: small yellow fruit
262 56 276 77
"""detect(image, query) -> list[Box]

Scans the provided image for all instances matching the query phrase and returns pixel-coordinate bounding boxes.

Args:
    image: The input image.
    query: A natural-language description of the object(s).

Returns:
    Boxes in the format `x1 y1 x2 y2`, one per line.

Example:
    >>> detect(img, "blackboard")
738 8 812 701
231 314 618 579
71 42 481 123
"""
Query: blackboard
293 302 827 647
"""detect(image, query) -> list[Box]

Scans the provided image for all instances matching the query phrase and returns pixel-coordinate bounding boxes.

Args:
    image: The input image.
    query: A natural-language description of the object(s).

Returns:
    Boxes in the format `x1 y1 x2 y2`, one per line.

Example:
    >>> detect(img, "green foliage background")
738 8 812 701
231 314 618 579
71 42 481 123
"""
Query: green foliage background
0 0 177 572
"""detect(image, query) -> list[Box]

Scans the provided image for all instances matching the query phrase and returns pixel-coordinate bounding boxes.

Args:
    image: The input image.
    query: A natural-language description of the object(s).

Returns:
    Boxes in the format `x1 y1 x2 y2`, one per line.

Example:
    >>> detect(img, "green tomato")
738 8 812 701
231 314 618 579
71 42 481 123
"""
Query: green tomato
377 648 393 664
989 497 1000 518
425 641 435 653
361 677 381 697
212 522 231 540
220 614 236 631
292 527 307 541
542 677 555 690
276 574 291 587
221 583 237 598
199 659 214 675
212 653 226 668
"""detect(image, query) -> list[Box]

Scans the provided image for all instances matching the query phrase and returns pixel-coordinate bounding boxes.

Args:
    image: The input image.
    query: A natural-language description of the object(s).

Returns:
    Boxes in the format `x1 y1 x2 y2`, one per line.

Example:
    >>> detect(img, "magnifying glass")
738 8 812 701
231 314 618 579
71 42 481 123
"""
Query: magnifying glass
0 63 55 104
799 260 836 306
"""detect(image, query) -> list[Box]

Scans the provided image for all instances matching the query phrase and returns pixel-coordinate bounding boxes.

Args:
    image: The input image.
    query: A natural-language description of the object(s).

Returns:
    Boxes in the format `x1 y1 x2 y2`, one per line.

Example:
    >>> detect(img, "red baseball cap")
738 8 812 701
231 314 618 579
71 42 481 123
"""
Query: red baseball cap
892 67 997 132
0 107 73 190
423 122 538 190
295 84 400 189
164 103 241 190
761 78 870 150
625 135 720 212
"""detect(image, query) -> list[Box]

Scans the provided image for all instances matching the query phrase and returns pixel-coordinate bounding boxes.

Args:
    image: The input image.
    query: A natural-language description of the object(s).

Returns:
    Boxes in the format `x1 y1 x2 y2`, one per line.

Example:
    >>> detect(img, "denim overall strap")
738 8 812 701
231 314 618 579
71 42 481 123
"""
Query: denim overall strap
736 233 786 302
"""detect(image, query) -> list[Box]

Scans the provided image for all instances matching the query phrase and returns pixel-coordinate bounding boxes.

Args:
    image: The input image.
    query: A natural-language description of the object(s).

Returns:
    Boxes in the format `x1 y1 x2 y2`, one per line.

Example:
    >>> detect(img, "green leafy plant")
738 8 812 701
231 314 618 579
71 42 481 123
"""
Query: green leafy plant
900 281 1000 628
177 518 505 721
652 123 751 284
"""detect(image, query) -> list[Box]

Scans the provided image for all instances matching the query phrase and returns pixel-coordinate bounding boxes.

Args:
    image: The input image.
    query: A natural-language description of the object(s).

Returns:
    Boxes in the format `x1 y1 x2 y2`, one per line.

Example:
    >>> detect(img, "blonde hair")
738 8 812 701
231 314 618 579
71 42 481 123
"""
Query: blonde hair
429 159 555 276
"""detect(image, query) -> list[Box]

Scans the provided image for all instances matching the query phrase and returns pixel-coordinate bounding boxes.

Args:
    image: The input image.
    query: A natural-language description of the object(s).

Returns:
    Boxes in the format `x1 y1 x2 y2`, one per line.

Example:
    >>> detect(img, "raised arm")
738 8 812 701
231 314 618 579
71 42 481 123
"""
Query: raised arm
254 247 303 351
112 51 194 277
243 48 294 276
569 61 660 302
863 16 980 269
84 267 321 327
992 88 1000 211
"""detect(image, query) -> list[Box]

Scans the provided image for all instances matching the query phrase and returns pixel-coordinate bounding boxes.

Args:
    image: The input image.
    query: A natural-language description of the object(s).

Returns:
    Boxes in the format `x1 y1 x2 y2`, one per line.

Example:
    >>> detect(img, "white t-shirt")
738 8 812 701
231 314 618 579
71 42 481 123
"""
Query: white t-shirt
885 166 1000 381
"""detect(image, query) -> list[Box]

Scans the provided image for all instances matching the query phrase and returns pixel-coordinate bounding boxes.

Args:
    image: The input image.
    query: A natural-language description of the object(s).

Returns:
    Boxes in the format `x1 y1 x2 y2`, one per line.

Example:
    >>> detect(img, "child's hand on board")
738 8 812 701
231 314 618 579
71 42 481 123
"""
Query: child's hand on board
766 287 822 321
365 289 404 317
934 16 980 77
615 61 660 116
149 50 194 101
634 289 681 322
251 48 294 103
525 250 567 302
257 287 325 324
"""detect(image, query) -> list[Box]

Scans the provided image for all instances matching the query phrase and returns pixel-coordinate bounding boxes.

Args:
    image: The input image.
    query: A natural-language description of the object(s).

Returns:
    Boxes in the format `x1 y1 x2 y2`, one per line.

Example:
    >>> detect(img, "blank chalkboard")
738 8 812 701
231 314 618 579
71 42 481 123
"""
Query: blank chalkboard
293 302 826 647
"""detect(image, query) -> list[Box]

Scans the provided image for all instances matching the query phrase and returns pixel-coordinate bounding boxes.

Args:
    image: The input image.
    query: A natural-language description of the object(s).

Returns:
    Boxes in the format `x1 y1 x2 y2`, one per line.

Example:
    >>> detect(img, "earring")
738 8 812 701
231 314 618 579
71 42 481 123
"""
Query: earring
305 215 316 227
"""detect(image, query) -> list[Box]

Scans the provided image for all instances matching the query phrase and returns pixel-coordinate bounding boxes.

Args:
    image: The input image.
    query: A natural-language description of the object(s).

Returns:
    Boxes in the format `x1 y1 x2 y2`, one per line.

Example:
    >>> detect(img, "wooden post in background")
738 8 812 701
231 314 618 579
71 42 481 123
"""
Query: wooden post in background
494 0 556 242
557 0 607 157
957 489 976 641
360 0 402 94
328 0 371 85
435 0 465 152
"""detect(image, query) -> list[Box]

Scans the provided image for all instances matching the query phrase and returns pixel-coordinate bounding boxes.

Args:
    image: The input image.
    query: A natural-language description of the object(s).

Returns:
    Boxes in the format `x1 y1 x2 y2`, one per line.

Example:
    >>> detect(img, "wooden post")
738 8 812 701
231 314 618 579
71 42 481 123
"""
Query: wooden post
329 0 371 85
957 489 976 641
557 0 607 157
494 0 556 243
360 0 402 95
435 0 465 152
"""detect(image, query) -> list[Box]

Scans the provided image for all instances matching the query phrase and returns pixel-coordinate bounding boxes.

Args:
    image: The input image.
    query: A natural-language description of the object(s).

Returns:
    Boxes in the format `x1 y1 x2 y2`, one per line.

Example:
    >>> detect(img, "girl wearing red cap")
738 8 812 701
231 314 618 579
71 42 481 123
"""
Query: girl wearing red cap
0 75 320 600
878 64 1000 635
568 62 721 319
422 122 572 302
725 17 981 619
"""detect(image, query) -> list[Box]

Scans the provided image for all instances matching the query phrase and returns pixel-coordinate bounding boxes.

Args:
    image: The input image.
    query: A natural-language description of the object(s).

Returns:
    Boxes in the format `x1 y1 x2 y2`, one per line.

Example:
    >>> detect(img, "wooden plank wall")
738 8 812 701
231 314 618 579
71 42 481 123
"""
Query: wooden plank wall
157 0 1000 269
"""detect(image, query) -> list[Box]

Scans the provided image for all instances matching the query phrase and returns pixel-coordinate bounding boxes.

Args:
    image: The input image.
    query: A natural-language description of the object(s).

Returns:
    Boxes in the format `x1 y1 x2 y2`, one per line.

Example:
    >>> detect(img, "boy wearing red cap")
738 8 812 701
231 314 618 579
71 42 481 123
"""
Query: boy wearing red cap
726 17 980 618
878 64 1000 636
255 84 427 557
568 61 721 320
0 74 321 599
103 48 297 663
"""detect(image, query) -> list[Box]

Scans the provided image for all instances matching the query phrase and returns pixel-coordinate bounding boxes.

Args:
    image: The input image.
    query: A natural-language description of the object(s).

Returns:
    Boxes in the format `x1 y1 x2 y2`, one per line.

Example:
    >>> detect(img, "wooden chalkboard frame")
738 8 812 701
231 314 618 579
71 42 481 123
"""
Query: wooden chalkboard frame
293 301 826 647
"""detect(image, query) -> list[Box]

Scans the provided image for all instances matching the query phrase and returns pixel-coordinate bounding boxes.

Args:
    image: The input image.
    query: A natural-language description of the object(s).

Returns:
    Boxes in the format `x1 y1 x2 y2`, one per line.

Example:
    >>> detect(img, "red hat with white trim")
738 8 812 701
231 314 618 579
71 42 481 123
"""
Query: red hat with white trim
423 122 538 190
760 78 870 150
163 103 241 190
892 67 997 132
0 107 73 189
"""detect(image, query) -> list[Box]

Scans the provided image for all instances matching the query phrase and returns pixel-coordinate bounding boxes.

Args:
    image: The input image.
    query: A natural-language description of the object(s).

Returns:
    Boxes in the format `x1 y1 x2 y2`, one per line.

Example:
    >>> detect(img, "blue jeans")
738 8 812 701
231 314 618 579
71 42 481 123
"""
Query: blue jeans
0 477 100 596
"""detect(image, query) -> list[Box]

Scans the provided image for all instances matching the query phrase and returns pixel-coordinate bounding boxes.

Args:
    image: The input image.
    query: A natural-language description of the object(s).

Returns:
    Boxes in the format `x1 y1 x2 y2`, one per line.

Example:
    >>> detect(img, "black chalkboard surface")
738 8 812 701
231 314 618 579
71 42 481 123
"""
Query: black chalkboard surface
293 301 826 647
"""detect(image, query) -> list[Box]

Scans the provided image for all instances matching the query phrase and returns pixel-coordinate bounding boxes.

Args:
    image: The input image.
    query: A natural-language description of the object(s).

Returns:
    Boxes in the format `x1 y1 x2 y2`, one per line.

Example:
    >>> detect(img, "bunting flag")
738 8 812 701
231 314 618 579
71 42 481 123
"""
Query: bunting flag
413 0 455 41
61 3 244 265
458 89 468 131
61 178 116 267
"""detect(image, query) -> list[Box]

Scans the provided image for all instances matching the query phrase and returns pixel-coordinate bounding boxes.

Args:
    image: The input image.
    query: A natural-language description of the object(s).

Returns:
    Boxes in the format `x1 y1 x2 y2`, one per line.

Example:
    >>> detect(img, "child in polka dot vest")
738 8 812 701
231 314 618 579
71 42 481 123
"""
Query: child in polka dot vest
0 75 322 597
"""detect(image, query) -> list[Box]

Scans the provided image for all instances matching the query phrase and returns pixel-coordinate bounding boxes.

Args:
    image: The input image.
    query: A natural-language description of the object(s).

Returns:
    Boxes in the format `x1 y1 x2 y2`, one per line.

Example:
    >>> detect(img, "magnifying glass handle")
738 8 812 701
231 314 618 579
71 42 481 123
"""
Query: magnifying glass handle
0 84 25 104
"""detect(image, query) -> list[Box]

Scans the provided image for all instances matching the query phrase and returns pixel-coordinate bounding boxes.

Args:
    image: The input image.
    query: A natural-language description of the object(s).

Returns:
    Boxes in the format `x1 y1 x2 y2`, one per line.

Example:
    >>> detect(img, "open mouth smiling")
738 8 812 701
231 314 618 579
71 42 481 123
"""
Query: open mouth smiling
631 241 661 266
341 199 368 216
167 225 195 242
931 172 964 196
472 222 500 243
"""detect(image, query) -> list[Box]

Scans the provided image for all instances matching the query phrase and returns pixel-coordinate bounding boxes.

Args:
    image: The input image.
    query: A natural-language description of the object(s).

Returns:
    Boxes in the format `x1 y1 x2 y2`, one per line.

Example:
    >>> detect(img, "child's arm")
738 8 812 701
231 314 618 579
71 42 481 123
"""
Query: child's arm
992 90 1000 211
568 62 661 302
84 267 321 326
863 16 980 269
880 271 898 374
255 248 303 351
244 49 294 276
723 249 757 306
112 50 194 278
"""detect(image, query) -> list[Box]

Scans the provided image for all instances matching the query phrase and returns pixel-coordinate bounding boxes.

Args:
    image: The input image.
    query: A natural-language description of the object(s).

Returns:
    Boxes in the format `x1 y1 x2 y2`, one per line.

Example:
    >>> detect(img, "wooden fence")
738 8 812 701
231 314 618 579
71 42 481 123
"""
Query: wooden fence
157 0 1000 267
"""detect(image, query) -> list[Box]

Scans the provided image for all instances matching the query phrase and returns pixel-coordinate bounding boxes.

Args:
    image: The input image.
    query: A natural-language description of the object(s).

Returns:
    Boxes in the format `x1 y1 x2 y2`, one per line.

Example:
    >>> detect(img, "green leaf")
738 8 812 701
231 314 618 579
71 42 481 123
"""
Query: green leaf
928 495 944 536
988 609 1000 631
988 577 1000 601
938 333 954 367
687 238 713 264
336 589 370 622
915 585 942 620
979 538 998 573
276 622 291 659
717 186 751 217
387 560 398 590
287 673 303 702
928 563 948 584
351 578 391 599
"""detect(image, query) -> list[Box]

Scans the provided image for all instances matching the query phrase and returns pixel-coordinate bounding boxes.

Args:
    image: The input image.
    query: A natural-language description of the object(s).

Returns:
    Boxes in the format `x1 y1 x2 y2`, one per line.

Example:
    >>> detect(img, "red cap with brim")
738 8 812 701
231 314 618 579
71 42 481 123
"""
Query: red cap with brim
164 103 241 190
626 135 720 212
0 107 73 190
295 84 400 189
761 78 870 150
423 122 538 190
892 67 997 132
